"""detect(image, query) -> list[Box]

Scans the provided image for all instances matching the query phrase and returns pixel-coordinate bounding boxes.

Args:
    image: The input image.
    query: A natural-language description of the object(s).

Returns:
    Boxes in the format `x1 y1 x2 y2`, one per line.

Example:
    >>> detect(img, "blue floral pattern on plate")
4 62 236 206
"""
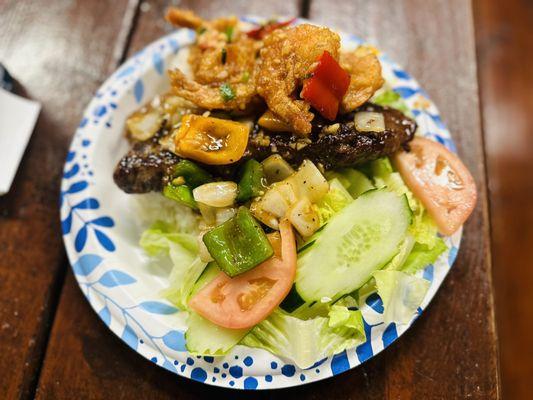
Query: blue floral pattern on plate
60 17 462 390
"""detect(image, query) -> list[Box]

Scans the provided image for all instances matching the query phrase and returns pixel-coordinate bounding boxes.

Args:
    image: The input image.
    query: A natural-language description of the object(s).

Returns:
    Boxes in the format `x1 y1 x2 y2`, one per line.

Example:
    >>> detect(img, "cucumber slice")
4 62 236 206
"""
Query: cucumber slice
185 312 249 356
189 262 220 298
280 285 306 313
295 189 411 301
186 263 249 355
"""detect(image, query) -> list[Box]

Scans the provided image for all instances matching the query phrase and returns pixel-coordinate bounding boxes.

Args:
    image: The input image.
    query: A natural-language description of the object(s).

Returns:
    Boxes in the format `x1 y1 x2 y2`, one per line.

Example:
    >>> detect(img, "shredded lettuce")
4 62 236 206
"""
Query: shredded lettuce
410 211 440 248
241 309 365 369
133 192 199 234
383 234 416 271
371 158 446 266
372 87 410 115
289 299 331 320
402 239 447 274
373 270 430 325
372 158 418 209
326 168 374 198
140 221 206 309
328 305 364 331
316 178 353 224
161 257 207 310
140 221 197 263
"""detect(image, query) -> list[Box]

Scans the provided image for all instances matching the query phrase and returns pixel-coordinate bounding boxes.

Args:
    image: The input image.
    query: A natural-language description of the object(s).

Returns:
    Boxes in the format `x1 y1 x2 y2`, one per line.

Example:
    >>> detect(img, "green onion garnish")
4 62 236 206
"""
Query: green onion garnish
220 83 235 102
224 25 234 43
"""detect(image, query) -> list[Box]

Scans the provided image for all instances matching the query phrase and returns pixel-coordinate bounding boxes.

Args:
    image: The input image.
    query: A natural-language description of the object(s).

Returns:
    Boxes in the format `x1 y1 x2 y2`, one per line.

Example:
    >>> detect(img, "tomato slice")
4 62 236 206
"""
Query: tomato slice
188 220 296 329
393 137 477 236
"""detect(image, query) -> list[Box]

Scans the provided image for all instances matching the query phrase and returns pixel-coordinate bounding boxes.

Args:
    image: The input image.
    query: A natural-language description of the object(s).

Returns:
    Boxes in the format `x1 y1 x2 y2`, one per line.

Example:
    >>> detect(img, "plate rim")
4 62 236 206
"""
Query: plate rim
60 16 462 390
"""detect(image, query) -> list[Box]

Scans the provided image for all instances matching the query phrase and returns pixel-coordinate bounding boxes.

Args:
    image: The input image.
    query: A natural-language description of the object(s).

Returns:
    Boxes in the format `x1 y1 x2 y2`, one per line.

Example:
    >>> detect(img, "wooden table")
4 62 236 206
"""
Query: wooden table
0 0 513 398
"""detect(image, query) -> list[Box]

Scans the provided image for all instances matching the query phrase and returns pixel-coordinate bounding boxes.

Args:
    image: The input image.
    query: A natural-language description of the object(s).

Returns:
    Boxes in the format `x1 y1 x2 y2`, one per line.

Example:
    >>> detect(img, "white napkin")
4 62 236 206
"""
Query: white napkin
0 88 41 195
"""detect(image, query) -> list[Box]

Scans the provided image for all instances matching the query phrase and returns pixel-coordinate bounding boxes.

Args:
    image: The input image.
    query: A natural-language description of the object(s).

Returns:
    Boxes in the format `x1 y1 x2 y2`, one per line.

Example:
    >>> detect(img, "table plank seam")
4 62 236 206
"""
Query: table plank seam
301 0 311 18
110 0 142 72
471 1 504 396
24 255 69 400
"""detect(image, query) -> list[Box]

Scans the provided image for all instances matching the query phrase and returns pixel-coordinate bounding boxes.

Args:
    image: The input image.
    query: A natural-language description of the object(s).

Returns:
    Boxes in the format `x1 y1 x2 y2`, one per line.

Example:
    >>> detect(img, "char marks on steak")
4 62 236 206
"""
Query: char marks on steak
113 139 179 193
113 104 416 194
246 104 416 170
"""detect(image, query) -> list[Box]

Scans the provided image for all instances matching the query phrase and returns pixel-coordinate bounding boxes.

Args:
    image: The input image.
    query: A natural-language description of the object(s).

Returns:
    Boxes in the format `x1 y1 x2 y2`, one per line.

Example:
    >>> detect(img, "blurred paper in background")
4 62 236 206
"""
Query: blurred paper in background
0 87 41 195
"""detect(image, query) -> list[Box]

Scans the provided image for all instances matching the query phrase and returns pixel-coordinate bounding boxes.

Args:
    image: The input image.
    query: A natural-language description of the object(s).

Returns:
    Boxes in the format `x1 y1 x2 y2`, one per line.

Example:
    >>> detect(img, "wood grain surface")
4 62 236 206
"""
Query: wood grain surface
308 1 499 398
0 1 136 398
0 0 509 398
474 0 533 399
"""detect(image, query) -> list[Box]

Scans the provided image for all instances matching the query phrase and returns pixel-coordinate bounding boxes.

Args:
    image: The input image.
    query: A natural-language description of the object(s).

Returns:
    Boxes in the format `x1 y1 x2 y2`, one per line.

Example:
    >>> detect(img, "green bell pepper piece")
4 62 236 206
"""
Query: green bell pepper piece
236 159 267 202
202 207 274 277
172 160 212 188
163 184 198 209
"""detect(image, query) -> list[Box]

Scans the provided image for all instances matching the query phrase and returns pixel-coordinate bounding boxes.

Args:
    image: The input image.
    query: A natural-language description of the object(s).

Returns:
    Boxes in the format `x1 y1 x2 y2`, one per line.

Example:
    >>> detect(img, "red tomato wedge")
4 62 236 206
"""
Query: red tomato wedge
188 220 296 329
393 136 477 236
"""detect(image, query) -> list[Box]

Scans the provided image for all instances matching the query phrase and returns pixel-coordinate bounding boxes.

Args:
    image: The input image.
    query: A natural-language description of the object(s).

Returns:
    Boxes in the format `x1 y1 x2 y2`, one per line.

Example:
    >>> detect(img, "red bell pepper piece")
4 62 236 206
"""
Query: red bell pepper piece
312 51 351 99
301 51 351 120
246 18 296 40
301 78 339 121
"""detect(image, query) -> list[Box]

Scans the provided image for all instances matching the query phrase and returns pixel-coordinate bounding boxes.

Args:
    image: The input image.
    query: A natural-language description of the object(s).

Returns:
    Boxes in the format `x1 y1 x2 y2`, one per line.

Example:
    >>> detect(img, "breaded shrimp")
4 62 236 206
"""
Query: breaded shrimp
165 8 258 110
165 8 204 29
340 46 384 112
255 24 340 136
168 69 256 111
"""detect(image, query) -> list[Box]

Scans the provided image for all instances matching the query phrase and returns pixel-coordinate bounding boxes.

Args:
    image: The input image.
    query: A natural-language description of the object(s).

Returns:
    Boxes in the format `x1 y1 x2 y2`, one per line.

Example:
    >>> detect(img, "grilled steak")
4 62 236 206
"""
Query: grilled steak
246 104 416 170
113 103 416 194
113 139 179 193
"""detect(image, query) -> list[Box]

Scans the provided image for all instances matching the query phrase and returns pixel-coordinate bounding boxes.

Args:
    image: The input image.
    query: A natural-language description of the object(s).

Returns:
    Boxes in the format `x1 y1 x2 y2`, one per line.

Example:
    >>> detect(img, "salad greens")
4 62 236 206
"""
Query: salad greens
373 270 430 325
241 309 365 369
140 221 207 309
402 240 447 275
162 257 207 310
139 154 450 368
316 178 353 224
140 221 197 266
325 168 374 198
372 87 411 115
328 304 364 331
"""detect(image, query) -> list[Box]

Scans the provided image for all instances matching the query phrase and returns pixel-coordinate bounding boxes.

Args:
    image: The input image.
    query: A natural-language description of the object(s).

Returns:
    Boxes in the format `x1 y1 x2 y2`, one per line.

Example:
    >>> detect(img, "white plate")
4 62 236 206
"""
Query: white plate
60 17 462 390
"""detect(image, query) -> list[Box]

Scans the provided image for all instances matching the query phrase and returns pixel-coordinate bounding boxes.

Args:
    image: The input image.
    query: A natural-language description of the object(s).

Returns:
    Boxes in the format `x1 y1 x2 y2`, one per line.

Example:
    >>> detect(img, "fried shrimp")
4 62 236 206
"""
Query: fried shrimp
165 8 258 110
169 69 256 111
256 24 340 136
340 46 384 112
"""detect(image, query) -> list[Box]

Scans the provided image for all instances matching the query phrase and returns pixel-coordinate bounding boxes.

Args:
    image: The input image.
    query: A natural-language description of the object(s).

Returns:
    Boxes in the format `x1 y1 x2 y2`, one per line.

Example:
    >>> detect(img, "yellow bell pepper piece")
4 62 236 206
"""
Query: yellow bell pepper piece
174 115 249 165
